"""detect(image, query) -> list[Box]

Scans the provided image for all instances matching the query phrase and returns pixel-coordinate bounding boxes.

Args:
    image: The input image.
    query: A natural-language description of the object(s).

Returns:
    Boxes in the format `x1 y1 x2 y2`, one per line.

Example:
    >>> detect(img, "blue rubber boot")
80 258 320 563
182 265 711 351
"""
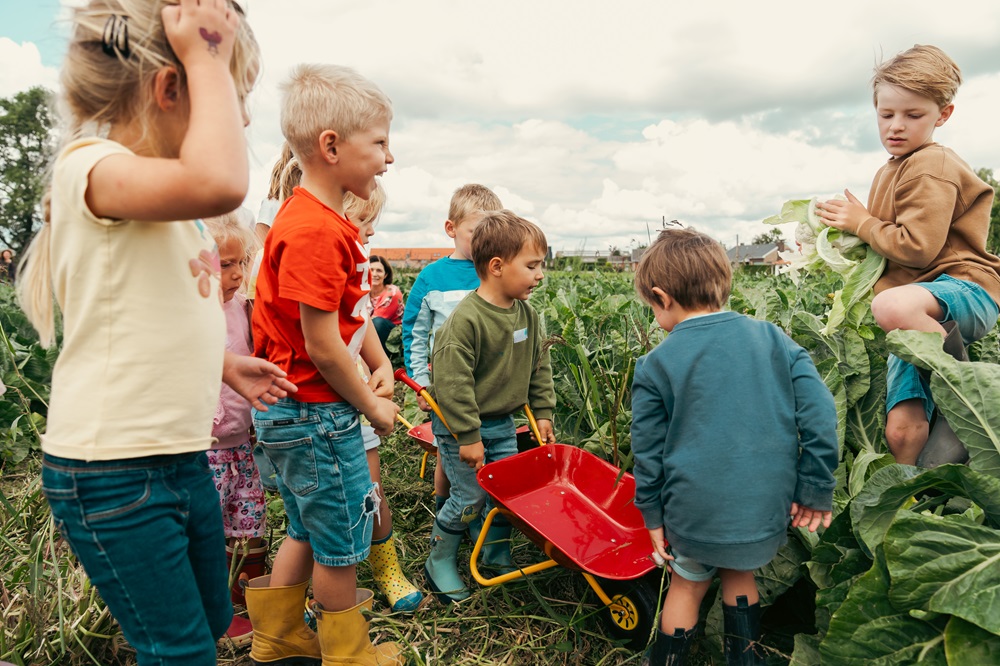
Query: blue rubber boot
423 521 470 603
469 514 515 575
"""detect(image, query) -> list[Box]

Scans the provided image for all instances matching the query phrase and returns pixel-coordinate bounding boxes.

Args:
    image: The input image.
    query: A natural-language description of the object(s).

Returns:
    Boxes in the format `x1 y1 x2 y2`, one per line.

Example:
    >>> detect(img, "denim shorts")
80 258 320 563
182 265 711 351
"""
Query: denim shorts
361 423 381 451
668 547 717 583
253 398 377 567
432 413 518 533
252 440 278 493
42 452 230 665
886 274 1000 419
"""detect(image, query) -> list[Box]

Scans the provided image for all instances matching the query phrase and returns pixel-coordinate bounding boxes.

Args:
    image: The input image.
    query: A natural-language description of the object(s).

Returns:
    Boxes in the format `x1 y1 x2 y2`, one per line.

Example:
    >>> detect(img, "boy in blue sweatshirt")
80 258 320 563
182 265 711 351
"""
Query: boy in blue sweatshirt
630 228 838 666
402 184 502 510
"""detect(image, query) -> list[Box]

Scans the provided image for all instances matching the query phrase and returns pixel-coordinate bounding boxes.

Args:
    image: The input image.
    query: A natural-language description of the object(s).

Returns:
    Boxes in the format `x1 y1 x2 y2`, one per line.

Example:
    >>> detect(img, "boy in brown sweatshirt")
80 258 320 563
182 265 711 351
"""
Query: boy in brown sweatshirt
818 44 1000 465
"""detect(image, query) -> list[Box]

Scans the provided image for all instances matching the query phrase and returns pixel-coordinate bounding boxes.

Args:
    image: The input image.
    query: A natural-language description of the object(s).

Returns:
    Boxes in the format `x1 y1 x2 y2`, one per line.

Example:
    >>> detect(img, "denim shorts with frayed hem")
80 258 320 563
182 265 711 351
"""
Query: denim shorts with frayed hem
253 398 377 567
42 451 230 666
885 274 999 420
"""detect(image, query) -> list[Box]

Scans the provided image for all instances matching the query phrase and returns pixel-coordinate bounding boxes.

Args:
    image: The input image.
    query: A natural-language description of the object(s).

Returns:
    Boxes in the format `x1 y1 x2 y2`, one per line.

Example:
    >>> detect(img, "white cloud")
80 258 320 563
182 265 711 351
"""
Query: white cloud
0 38 58 98
4 0 1000 252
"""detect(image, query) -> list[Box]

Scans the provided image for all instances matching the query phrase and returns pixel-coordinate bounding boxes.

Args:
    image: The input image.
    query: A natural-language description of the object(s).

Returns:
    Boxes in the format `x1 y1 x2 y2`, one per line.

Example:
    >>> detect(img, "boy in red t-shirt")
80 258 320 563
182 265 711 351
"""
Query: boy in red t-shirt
246 64 402 665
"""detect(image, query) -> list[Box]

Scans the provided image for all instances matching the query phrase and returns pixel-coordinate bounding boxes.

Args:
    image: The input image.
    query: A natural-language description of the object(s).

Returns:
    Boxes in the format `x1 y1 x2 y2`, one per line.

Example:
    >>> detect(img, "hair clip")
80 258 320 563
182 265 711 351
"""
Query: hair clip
101 14 131 59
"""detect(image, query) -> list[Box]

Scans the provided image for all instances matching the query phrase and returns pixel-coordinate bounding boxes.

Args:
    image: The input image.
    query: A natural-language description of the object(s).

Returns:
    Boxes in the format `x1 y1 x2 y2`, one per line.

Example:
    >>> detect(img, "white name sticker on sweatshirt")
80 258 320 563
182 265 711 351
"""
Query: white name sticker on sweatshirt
513 327 528 343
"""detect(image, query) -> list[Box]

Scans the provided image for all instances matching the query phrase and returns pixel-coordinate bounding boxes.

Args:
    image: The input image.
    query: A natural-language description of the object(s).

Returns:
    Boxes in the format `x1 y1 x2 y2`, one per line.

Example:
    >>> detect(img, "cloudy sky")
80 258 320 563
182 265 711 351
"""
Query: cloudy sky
2 0 1000 252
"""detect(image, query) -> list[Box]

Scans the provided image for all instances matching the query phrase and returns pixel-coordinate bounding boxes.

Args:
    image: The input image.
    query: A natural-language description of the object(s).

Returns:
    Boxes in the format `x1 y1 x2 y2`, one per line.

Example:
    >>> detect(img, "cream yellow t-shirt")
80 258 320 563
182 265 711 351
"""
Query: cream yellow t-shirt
42 138 226 461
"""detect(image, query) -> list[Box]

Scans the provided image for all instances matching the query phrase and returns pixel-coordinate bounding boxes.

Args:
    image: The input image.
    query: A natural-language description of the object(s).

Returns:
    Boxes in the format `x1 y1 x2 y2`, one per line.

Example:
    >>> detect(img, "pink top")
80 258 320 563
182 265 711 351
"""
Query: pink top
212 293 253 449
369 284 404 325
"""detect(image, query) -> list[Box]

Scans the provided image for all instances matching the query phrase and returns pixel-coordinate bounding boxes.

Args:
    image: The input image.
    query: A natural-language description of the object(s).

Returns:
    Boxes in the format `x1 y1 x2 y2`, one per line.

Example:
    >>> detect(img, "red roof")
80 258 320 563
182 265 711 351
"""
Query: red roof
369 248 453 262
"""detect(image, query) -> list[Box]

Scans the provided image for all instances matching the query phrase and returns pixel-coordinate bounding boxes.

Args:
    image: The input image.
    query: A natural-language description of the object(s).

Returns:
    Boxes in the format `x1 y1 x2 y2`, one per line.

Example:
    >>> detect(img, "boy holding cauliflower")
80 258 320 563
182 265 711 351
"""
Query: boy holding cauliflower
817 44 1000 465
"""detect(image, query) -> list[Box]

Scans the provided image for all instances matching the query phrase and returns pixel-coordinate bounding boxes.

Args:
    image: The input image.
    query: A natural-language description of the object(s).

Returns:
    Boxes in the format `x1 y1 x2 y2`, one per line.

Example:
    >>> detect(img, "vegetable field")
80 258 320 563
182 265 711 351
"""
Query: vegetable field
2 259 999 664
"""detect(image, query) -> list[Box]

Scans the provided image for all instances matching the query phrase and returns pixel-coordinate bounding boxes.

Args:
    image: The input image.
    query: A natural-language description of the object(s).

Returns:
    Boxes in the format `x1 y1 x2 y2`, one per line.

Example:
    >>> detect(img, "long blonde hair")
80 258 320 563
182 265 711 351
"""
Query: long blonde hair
265 142 302 202
17 0 260 347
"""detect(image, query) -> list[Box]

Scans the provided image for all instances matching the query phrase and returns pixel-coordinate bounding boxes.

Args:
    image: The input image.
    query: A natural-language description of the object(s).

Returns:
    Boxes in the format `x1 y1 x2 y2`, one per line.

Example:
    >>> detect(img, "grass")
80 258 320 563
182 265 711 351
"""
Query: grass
0 427 651 666
1 393 794 665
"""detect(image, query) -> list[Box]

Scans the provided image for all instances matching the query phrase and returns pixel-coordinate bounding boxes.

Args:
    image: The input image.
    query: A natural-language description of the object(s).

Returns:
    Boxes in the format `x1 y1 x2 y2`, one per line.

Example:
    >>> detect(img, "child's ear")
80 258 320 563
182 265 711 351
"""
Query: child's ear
936 103 955 127
651 287 672 309
444 219 458 239
153 66 181 111
488 256 504 277
318 130 339 165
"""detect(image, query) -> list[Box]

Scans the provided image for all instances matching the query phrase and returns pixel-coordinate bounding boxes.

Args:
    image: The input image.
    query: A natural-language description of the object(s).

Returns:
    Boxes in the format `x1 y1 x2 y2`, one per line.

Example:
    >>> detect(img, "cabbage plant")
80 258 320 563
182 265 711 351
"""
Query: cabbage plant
764 197 886 335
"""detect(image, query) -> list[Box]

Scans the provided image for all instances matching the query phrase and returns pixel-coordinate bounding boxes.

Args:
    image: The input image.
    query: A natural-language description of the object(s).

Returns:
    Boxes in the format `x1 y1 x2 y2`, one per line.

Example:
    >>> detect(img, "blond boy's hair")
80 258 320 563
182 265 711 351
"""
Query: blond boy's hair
344 180 387 226
470 210 547 279
872 44 962 109
634 228 732 311
280 64 392 161
449 184 502 226
204 207 259 262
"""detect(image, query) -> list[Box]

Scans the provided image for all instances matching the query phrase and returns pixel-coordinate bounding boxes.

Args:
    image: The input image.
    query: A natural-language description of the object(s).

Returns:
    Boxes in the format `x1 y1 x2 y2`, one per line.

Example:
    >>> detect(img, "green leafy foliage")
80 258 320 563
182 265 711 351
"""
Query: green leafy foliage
0 284 54 464
0 86 55 254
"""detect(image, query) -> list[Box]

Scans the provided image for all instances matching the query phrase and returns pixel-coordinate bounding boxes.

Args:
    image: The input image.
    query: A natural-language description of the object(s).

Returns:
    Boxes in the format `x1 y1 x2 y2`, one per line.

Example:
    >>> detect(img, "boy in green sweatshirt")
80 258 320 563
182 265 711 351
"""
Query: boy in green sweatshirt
423 210 556 603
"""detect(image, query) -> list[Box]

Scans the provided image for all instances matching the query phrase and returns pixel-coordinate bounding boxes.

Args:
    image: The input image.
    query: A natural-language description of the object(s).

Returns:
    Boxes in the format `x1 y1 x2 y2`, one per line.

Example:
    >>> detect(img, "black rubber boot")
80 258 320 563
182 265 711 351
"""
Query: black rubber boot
723 595 763 665
917 320 971 468
641 626 697 666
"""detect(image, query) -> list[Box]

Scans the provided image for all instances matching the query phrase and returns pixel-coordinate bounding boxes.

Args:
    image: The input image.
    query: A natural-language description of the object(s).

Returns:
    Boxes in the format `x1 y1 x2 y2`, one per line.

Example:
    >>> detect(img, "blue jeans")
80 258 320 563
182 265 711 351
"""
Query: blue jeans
253 398 377 566
432 414 518 533
41 452 230 666
886 274 1000 419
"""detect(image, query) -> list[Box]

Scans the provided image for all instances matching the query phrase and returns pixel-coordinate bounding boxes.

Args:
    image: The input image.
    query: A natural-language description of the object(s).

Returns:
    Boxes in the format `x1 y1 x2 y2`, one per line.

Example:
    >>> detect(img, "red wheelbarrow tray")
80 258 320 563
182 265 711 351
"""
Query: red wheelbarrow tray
477 443 657 581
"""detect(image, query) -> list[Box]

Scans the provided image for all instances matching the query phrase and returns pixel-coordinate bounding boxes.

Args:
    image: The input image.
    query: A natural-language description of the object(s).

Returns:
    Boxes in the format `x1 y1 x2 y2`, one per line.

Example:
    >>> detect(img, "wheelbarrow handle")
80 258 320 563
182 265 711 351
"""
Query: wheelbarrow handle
393 369 455 437
523 404 547 447
393 368 424 393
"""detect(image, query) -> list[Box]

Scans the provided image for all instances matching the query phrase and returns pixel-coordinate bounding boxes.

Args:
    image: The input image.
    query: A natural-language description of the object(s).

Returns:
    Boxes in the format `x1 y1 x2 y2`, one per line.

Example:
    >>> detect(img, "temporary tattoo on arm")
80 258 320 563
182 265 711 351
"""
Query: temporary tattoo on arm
198 27 223 54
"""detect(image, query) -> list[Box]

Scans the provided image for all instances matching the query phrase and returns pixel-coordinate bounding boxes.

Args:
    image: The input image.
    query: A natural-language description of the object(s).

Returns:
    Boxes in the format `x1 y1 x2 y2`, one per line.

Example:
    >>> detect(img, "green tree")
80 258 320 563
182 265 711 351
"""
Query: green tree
0 87 55 254
752 227 785 246
977 167 1000 255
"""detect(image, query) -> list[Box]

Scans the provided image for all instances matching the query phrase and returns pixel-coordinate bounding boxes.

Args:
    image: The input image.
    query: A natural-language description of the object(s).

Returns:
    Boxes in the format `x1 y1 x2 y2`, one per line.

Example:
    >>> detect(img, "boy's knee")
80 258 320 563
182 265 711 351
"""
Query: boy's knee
871 290 910 330
885 417 929 465
872 286 943 331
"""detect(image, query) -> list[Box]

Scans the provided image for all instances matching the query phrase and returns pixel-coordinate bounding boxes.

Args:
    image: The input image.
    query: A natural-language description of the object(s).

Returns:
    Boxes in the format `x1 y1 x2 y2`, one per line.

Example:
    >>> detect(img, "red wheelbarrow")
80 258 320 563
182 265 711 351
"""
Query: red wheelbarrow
394 370 663 647
472 437 663 648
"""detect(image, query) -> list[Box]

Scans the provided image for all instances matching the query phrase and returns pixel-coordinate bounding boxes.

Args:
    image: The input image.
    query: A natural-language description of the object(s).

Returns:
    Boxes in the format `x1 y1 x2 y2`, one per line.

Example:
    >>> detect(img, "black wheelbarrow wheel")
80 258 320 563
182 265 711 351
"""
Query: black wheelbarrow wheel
598 576 661 650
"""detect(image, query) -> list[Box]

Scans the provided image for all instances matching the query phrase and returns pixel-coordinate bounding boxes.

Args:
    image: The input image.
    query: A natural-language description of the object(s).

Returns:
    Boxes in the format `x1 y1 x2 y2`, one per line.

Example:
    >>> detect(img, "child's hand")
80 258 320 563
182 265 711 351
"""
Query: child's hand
460 442 485 470
365 396 399 436
790 502 832 532
536 419 556 445
222 352 298 411
647 527 672 568
162 0 239 67
416 395 432 412
189 249 221 302
815 190 870 235
367 364 394 399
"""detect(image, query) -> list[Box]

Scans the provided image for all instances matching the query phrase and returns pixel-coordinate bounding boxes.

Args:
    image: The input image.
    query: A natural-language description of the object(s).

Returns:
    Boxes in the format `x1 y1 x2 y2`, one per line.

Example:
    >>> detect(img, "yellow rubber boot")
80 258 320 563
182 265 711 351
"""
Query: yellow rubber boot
310 589 403 665
369 531 423 613
244 575 321 665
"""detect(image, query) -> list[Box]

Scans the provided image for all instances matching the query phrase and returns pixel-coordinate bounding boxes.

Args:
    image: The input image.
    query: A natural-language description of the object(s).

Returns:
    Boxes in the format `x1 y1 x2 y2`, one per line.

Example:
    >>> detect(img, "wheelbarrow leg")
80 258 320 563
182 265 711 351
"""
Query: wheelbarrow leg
469 507 559 587
469 511 515 575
